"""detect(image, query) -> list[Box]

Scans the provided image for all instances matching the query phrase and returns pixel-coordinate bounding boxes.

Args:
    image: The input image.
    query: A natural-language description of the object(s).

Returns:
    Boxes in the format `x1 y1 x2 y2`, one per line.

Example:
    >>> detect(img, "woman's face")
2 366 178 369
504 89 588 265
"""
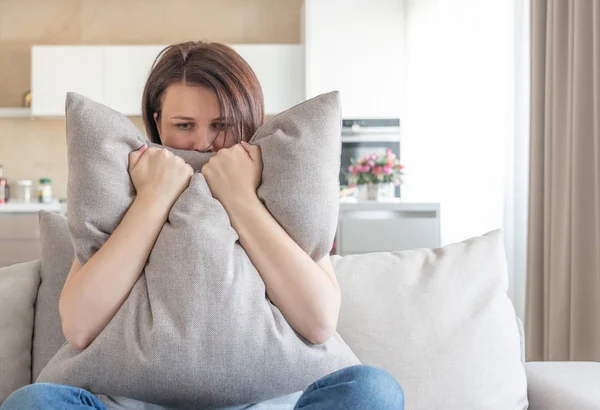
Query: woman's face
154 82 237 152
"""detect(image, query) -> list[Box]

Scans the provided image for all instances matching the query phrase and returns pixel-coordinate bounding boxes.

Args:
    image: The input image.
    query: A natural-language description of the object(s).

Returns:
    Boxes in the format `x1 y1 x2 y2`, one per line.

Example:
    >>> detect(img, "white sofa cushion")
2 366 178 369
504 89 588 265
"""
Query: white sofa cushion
0 260 41 404
333 230 528 410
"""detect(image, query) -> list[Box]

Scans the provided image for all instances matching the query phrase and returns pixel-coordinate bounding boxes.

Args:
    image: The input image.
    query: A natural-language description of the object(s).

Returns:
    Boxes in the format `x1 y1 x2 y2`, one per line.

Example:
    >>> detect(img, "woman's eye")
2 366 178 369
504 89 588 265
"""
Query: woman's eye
176 123 193 130
212 122 228 131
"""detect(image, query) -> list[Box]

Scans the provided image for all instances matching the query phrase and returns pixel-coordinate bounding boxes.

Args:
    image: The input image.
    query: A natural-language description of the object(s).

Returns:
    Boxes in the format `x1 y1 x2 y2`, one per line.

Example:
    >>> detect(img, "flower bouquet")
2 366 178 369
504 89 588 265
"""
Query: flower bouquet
347 149 404 200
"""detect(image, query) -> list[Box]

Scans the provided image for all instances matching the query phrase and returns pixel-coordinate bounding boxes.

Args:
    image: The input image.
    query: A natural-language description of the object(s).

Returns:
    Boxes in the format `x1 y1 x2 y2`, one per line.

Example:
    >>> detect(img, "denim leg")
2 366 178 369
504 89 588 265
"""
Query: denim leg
0 383 106 410
294 365 404 410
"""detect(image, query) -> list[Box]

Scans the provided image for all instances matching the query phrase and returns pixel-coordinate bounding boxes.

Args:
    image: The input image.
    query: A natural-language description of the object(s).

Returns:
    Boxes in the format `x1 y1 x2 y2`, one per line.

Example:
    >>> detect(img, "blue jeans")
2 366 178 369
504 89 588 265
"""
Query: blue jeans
1 365 403 410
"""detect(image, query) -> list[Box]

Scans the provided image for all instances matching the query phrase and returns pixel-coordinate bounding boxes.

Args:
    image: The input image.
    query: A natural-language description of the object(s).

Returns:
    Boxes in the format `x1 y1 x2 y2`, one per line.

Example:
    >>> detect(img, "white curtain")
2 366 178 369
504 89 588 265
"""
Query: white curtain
401 0 530 319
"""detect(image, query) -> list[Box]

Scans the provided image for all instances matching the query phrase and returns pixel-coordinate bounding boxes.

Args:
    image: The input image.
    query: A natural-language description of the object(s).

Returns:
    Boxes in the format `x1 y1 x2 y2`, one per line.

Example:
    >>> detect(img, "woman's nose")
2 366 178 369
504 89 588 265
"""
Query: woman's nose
192 127 217 152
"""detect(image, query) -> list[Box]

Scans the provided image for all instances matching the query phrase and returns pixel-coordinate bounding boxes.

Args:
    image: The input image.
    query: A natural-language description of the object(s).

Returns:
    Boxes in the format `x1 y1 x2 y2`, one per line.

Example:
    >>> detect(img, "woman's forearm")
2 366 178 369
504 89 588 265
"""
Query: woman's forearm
226 195 341 345
59 194 170 350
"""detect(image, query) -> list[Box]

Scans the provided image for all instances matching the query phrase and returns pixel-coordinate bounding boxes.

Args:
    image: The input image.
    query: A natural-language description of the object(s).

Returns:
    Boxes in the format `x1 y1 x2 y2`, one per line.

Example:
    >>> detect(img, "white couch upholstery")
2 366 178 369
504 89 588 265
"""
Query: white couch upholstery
1 255 599 408
526 361 600 410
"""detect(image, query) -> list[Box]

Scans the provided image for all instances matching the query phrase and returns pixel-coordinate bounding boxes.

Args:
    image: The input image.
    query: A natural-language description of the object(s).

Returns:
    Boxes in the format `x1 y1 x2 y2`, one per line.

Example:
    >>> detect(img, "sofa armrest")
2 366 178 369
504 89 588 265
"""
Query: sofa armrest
526 362 600 410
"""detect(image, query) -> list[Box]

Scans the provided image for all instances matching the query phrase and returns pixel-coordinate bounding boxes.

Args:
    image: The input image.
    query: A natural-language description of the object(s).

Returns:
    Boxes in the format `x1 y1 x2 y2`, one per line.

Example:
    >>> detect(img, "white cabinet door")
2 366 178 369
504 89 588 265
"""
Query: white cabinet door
31 44 304 117
103 46 166 116
231 45 305 115
336 203 441 255
31 46 104 116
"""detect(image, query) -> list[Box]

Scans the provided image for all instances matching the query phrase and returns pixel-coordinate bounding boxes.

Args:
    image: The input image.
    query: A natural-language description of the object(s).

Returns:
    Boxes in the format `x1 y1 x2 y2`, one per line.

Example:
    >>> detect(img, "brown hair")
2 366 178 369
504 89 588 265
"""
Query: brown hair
142 41 265 146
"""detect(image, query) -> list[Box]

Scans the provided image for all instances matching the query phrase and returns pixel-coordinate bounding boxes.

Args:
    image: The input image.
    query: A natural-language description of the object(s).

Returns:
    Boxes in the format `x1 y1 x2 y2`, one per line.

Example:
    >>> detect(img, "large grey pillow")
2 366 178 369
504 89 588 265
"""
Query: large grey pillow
0 260 41 404
37 92 359 408
32 211 73 381
333 231 528 410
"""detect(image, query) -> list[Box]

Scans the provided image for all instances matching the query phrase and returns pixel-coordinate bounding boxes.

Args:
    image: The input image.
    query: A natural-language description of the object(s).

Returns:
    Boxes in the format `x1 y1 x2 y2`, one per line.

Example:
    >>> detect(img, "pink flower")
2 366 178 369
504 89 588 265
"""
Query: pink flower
372 166 383 175
368 160 375 167
349 165 358 175
370 153 378 160
384 166 393 175
361 165 371 173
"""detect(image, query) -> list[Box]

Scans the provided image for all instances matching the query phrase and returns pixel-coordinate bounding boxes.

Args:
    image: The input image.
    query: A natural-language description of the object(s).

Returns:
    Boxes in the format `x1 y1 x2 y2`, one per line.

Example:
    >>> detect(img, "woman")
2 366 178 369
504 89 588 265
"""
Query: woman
1 42 403 410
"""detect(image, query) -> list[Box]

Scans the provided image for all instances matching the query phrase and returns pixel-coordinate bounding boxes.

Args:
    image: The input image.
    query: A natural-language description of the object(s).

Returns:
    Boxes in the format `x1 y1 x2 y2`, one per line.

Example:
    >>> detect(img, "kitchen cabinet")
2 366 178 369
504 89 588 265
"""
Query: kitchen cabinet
231 45 304 115
31 45 304 117
103 46 166 116
335 201 440 255
302 0 404 118
0 214 41 268
0 203 63 268
31 46 104 116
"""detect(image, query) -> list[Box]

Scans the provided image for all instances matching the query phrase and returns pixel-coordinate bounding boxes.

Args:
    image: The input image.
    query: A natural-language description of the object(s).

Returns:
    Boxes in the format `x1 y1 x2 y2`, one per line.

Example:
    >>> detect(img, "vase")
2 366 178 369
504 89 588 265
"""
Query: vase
358 183 396 201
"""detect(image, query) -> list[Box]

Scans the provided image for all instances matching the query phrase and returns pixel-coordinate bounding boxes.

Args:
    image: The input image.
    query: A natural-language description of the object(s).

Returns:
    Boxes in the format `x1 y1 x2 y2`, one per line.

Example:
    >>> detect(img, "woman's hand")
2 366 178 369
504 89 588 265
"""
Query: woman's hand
202 141 263 209
128 145 194 208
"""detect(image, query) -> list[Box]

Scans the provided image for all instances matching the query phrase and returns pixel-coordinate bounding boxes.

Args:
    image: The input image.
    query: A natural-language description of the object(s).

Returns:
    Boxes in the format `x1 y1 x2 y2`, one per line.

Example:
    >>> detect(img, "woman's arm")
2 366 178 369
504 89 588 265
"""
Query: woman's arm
60 146 193 350
60 195 171 350
202 143 340 345
227 196 340 345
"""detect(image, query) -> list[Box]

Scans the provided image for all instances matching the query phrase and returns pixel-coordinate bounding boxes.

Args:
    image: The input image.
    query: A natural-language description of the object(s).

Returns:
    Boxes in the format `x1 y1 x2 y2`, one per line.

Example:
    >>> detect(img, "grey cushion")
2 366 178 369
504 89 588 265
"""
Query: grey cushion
333 231 528 410
32 211 73 381
526 362 600 410
37 92 359 408
0 260 41 404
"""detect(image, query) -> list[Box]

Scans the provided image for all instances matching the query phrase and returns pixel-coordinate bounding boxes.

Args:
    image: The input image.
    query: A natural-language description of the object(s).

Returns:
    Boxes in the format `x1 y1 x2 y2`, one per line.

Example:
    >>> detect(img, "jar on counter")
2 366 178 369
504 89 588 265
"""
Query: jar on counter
38 178 53 204
15 180 33 203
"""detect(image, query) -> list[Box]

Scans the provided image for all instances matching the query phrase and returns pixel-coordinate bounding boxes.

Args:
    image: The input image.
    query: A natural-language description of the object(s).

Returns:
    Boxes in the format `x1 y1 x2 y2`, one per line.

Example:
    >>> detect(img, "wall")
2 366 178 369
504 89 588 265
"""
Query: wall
303 0 404 118
0 0 302 198
401 0 524 310
401 0 513 242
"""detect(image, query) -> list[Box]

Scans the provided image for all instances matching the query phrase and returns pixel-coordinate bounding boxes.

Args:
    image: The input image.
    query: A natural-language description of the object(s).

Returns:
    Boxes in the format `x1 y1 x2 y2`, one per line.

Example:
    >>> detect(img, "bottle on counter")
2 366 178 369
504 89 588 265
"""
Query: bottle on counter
38 178 53 204
0 165 7 204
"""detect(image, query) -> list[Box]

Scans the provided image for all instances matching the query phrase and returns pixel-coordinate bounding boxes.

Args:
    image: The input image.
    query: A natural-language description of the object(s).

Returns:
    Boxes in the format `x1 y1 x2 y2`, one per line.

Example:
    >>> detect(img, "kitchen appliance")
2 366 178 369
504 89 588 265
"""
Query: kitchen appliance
340 118 401 195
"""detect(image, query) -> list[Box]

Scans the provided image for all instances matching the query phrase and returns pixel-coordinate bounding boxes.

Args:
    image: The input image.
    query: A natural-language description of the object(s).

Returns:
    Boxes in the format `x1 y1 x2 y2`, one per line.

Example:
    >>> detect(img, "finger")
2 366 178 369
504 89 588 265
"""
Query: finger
240 140 251 154
240 141 258 161
128 144 148 170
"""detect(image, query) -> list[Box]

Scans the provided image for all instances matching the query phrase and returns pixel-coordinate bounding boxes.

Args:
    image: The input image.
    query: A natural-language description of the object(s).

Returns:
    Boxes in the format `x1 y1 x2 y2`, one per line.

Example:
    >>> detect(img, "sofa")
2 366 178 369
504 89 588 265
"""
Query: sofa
1 214 600 409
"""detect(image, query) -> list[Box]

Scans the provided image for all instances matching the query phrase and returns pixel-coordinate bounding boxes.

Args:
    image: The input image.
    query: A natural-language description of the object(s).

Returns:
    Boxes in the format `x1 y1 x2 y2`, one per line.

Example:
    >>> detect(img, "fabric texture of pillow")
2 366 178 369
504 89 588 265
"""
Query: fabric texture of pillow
333 230 528 410
0 260 41 404
37 92 359 408
32 211 73 381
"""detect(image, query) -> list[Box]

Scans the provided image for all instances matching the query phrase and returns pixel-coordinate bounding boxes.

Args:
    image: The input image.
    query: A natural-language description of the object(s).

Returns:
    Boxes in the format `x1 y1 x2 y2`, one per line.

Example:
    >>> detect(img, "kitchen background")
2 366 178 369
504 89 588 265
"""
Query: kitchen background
0 0 527 318
0 0 304 199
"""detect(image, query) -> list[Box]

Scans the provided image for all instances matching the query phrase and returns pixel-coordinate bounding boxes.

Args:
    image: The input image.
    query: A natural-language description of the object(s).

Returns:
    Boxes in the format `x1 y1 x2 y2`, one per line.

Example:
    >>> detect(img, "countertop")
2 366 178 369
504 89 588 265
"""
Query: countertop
0 200 63 213
1 198 440 214
339 198 440 212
